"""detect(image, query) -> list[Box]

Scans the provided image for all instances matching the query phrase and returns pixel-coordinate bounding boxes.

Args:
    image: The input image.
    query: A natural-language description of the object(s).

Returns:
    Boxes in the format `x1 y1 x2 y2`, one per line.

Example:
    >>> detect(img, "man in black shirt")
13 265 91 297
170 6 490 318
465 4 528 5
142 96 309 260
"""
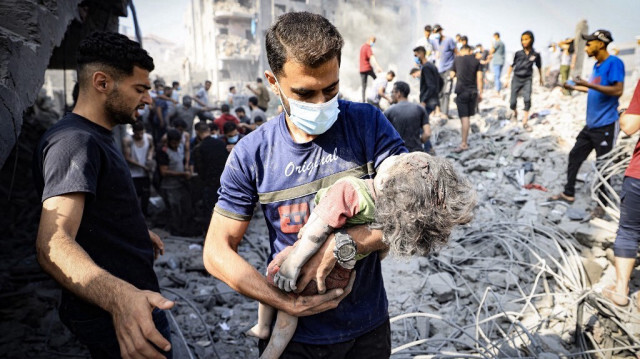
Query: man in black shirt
505 30 543 132
192 125 229 217
412 46 441 115
33 32 174 358
451 45 483 152
384 81 430 152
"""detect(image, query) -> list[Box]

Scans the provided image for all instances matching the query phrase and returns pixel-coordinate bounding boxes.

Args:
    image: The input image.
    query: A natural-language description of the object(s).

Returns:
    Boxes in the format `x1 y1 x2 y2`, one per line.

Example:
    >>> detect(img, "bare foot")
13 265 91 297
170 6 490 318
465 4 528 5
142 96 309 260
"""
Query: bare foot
246 323 271 339
603 285 630 307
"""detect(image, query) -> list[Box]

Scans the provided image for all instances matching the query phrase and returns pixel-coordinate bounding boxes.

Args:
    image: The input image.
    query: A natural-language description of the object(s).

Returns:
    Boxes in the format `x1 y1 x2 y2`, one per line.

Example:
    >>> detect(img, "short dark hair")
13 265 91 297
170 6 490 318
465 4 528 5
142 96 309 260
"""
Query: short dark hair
521 30 535 46
235 107 245 114
413 46 426 54
256 78 263 83
249 96 259 106
461 44 472 51
461 35 468 43
209 122 219 132
266 12 344 77
229 86 235 91
172 81 179 87
77 32 154 88
494 32 500 38
221 104 230 113
393 81 410 98
387 70 396 77
195 121 210 133
205 80 212 85
166 129 181 142
173 118 187 129
132 120 145 132
424 25 432 32
223 121 237 134
409 68 420 75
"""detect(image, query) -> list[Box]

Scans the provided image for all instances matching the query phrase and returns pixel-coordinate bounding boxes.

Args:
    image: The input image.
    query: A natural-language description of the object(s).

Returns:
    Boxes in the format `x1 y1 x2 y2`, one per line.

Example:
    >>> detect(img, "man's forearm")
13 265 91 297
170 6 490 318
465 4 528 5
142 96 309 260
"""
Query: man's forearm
345 225 386 254
37 232 135 314
586 83 623 97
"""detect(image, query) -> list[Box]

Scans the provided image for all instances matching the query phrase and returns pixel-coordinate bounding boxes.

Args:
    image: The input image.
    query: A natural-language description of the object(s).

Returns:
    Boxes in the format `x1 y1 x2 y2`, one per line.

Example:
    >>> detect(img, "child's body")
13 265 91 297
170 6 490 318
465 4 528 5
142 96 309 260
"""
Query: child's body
247 152 476 359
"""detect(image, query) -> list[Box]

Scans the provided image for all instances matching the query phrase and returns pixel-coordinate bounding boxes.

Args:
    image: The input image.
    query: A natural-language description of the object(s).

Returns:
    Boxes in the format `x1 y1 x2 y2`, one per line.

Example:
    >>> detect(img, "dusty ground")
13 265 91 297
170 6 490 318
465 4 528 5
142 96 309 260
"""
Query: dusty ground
2 86 640 358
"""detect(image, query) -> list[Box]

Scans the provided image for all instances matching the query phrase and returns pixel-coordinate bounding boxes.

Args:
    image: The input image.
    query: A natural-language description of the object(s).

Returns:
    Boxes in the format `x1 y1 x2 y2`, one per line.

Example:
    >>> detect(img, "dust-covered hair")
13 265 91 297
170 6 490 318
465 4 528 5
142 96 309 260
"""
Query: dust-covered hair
266 12 344 77
372 153 476 257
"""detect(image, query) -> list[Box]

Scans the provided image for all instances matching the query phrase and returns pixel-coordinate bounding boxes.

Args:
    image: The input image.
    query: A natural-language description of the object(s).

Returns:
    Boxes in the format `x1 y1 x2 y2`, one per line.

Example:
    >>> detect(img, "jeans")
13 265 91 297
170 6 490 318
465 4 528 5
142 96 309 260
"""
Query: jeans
614 177 640 258
492 64 503 92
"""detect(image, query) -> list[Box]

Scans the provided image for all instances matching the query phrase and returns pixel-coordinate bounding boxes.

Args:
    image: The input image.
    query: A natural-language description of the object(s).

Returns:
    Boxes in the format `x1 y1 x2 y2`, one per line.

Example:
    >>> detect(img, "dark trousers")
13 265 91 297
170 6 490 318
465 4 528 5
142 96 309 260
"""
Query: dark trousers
163 183 193 235
61 307 172 359
614 177 640 258
439 70 454 116
423 105 434 153
564 122 617 198
258 319 390 359
509 75 532 111
132 176 151 216
360 70 377 102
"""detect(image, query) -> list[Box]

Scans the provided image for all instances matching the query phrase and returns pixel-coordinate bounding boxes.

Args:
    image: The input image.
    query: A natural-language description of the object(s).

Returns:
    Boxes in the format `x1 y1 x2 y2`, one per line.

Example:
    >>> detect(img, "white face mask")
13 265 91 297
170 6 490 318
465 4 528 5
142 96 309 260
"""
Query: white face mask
274 77 340 135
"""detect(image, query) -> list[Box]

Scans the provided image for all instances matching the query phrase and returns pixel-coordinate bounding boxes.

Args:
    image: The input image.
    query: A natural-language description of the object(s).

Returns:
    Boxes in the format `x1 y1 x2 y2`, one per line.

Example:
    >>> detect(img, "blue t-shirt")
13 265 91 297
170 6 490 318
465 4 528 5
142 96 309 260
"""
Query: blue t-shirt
215 100 407 344
437 37 457 72
586 55 625 128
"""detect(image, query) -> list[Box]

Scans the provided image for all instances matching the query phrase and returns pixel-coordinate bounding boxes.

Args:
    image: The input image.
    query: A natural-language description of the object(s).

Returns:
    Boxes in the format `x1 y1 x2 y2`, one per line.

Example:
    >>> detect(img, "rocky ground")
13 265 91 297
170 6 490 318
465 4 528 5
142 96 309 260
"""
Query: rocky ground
2 86 640 358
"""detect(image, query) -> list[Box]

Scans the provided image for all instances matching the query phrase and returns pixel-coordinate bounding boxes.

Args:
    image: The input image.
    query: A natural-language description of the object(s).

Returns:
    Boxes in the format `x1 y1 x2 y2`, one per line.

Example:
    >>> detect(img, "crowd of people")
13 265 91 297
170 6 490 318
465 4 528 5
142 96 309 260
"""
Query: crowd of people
30 10 640 359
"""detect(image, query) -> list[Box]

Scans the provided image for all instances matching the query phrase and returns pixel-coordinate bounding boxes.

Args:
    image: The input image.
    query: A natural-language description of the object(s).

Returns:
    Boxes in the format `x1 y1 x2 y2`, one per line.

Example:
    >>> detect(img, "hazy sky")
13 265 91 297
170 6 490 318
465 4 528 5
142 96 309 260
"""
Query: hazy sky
121 0 640 53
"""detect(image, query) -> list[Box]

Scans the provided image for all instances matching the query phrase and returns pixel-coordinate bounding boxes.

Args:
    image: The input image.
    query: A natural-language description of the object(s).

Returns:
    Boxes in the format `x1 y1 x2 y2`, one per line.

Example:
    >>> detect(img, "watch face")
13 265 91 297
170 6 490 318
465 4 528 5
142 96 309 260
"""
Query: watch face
338 244 356 261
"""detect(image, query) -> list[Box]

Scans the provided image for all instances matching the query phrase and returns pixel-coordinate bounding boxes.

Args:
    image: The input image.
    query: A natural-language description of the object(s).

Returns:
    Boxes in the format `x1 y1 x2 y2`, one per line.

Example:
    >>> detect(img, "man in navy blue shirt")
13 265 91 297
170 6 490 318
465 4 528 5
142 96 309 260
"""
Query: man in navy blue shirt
550 29 625 216
33 32 174 358
203 12 406 358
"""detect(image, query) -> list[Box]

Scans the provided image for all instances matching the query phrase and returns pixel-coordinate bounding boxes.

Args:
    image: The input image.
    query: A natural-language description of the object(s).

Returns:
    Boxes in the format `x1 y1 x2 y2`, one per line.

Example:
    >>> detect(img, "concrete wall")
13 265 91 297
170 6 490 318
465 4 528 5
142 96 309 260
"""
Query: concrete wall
0 0 82 167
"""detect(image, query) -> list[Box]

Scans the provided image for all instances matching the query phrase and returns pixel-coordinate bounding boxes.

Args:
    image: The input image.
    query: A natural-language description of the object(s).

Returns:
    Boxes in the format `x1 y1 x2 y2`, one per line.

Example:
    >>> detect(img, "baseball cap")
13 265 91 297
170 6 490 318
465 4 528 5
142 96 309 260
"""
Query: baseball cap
581 30 613 44
433 24 443 32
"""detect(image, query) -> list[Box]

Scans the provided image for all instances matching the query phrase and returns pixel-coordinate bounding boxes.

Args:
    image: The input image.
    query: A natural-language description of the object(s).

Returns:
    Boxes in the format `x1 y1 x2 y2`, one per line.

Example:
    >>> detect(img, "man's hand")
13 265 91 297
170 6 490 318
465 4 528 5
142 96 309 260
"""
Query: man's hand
149 230 164 259
183 171 192 180
574 76 589 87
285 271 356 317
563 82 575 91
477 93 483 102
539 78 544 87
503 80 509 89
111 289 174 359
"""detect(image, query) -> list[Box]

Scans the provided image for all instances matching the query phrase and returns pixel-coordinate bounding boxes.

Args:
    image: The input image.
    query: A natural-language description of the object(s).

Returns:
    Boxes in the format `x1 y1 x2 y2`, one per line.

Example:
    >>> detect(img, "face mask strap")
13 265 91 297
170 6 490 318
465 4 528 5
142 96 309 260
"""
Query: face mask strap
273 75 291 117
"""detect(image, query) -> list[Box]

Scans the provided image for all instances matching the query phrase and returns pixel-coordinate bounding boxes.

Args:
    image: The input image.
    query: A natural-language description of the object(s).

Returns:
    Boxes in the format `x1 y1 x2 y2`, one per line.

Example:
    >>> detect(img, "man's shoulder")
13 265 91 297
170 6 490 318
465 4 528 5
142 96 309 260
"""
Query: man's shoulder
41 115 100 148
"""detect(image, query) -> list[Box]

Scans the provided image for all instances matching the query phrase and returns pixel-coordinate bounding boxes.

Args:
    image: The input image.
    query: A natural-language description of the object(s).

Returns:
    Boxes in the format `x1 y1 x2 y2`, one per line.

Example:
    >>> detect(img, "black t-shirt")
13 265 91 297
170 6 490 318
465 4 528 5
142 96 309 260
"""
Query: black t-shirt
452 55 481 94
419 61 441 107
33 113 159 321
511 49 541 78
384 101 429 152
193 136 229 187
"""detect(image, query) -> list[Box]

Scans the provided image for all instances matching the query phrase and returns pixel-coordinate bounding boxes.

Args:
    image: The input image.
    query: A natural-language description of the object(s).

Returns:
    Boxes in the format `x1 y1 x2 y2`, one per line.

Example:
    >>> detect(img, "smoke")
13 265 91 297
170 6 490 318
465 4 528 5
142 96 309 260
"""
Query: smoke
333 1 425 102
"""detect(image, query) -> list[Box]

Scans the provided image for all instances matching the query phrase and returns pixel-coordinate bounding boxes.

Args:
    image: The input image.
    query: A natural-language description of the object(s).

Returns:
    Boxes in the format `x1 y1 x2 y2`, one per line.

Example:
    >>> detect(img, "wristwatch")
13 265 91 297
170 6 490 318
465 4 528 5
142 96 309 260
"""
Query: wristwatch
333 230 357 264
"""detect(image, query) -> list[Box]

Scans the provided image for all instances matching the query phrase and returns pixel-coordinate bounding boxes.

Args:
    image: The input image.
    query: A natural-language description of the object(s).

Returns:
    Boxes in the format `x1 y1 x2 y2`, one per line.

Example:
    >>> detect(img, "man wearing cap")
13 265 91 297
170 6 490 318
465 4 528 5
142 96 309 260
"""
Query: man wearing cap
431 24 457 119
550 29 625 217
415 25 436 64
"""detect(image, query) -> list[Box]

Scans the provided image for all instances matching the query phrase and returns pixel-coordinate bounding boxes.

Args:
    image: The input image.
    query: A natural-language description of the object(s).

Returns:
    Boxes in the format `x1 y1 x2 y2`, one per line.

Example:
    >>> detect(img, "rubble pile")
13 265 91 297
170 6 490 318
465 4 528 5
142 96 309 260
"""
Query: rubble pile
383 87 640 357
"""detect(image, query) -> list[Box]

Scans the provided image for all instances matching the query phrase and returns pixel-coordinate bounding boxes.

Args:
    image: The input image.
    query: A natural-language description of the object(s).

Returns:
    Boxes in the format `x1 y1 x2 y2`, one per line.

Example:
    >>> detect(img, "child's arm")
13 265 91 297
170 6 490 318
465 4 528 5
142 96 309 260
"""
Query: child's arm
274 212 333 292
